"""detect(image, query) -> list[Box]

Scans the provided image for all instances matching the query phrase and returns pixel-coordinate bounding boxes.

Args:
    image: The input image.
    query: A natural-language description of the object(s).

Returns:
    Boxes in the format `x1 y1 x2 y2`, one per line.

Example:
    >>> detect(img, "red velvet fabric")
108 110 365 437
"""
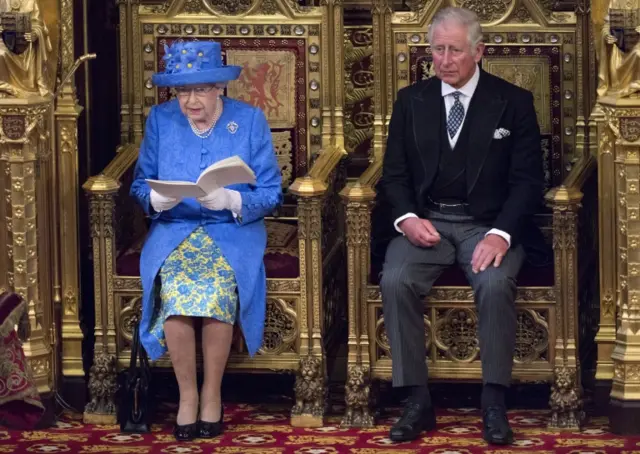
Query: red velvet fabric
116 221 301 279
0 292 44 430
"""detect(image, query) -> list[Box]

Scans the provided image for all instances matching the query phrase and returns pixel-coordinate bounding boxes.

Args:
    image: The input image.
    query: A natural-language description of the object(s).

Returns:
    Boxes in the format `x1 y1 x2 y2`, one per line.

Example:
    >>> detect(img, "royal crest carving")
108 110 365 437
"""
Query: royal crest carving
435 308 479 361
207 0 253 15
457 0 514 23
119 297 143 343
514 310 549 363
258 297 298 355
620 117 640 142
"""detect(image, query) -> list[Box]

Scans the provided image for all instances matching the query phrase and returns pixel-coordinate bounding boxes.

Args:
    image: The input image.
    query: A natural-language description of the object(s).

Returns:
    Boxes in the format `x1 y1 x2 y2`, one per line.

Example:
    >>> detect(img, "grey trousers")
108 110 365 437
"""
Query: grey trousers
380 211 525 388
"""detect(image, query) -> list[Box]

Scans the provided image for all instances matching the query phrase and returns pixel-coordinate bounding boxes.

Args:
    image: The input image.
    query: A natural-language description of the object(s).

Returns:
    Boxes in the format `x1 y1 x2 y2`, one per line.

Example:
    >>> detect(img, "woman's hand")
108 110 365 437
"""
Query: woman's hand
197 188 241 213
150 189 180 212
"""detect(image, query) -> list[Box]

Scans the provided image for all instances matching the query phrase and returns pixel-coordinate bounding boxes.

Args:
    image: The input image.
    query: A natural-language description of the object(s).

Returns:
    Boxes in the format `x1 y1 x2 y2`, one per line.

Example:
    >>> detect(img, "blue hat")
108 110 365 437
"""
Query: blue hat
152 41 242 87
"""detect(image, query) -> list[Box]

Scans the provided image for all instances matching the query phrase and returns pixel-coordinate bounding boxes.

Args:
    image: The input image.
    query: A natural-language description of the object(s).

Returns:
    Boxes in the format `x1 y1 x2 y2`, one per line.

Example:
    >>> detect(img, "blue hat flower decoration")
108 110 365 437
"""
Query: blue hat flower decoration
152 41 242 87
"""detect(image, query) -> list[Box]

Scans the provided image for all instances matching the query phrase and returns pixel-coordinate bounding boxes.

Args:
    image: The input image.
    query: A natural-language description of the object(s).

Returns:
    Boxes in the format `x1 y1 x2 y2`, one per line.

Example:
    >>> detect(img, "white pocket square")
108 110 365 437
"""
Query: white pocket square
493 128 510 139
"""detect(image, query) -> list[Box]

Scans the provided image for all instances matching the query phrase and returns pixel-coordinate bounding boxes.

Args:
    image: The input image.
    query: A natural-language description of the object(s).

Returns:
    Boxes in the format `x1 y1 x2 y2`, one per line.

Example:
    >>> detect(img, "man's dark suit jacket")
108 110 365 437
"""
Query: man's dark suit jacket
373 69 550 271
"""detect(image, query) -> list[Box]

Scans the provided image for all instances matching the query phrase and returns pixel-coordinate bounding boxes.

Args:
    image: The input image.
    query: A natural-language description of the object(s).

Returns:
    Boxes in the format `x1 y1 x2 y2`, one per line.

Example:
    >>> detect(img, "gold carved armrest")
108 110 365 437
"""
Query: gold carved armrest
289 145 347 198
83 144 139 196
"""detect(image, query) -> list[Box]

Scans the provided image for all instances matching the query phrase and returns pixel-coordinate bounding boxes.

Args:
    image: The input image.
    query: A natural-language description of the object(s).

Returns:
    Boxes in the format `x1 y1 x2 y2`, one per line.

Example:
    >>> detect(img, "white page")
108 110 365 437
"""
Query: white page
146 179 207 198
145 156 256 199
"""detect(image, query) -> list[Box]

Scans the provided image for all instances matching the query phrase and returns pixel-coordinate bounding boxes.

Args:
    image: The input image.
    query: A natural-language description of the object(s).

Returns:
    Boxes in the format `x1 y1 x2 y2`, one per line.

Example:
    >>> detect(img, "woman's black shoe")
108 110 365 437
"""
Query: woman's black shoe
173 422 198 441
198 405 224 438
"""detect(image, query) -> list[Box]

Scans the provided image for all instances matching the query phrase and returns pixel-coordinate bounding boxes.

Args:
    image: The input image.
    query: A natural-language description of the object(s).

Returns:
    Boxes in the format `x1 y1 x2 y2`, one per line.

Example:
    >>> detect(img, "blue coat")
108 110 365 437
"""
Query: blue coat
130 98 283 361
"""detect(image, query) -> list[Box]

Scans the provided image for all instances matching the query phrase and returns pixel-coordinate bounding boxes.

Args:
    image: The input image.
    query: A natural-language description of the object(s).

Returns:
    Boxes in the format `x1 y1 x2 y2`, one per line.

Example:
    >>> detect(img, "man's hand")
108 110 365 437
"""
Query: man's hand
399 217 441 248
471 234 509 273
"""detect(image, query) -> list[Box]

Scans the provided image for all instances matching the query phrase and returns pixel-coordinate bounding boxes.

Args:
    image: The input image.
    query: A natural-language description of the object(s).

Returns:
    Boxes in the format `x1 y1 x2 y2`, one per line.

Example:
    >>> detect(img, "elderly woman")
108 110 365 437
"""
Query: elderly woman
130 40 282 441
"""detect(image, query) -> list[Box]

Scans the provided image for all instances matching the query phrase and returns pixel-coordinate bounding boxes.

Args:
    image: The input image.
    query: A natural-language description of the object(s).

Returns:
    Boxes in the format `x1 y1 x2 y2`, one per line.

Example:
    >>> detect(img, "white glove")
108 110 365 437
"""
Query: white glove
150 189 180 212
197 188 242 213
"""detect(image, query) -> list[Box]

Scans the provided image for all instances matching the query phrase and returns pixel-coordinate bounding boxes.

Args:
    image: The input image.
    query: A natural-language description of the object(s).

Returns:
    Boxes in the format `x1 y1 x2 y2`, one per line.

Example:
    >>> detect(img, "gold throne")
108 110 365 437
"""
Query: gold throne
82 0 348 427
340 0 595 429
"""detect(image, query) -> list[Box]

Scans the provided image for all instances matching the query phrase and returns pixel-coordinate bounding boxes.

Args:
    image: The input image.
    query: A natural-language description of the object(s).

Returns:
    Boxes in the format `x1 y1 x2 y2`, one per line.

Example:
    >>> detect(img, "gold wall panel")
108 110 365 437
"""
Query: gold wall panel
483 56 551 134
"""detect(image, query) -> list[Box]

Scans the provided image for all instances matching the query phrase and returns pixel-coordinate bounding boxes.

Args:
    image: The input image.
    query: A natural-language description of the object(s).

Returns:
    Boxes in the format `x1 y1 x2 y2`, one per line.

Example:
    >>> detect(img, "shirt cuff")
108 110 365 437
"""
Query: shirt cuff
394 212 419 234
486 228 511 247
228 189 242 218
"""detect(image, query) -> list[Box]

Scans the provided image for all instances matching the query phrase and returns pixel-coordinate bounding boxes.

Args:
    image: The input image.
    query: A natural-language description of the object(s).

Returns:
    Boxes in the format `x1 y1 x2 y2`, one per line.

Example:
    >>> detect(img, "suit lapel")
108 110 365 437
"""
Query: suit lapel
466 71 506 194
410 78 441 195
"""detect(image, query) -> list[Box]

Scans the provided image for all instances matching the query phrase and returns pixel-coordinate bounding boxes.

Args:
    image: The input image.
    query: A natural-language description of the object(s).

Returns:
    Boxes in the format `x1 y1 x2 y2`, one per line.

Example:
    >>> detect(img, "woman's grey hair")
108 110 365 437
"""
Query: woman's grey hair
427 7 483 52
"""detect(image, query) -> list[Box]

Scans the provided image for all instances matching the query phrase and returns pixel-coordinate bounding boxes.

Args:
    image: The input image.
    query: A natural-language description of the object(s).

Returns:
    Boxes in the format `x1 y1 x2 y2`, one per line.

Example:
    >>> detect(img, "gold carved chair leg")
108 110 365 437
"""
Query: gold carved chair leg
341 193 376 428
547 187 586 430
82 176 121 424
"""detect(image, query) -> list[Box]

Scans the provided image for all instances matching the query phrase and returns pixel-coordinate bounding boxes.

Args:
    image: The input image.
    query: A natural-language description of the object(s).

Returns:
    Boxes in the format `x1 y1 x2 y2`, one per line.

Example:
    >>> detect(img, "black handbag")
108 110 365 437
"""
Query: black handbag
118 323 152 433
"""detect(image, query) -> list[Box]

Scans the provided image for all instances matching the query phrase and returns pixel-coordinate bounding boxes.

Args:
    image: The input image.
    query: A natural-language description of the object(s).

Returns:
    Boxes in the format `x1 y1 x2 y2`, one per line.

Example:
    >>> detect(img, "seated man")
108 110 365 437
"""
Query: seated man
379 6 544 446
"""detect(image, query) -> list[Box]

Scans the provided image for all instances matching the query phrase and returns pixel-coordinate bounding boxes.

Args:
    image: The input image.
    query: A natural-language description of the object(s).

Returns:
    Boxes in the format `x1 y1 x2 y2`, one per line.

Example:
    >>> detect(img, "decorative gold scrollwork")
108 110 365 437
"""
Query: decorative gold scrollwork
514 309 549 363
434 308 479 362
456 0 514 24
119 296 143 343
258 297 298 355
272 131 294 188
206 0 253 15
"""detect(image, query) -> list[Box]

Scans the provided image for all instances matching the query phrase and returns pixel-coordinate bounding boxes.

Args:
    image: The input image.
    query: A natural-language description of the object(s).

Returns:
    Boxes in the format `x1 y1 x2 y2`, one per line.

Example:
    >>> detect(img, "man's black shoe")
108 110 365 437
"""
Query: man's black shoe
482 406 514 445
389 402 436 442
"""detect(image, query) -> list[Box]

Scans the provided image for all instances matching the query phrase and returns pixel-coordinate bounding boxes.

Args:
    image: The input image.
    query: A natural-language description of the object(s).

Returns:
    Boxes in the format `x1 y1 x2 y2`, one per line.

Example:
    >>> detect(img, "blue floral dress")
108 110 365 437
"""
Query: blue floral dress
148 226 238 348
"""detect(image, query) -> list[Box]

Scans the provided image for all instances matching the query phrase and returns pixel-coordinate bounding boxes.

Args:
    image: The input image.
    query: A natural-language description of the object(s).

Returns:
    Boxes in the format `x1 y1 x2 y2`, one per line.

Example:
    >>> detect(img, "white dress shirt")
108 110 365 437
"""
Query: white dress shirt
393 65 512 247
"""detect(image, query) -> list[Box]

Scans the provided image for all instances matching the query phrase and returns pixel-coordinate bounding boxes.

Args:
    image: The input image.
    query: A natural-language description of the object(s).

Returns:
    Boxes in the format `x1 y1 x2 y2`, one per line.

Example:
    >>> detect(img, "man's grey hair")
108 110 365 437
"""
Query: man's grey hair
427 7 483 51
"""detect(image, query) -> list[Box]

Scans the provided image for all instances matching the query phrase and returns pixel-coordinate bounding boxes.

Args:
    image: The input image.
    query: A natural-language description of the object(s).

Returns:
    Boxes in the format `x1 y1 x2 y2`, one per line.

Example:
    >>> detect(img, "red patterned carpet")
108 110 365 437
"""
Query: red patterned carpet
1 402 638 453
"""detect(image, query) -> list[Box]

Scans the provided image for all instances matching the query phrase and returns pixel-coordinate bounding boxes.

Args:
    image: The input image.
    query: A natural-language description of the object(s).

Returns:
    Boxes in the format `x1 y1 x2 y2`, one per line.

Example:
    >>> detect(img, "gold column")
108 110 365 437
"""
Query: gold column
58 0 84 379
370 0 392 163
332 0 345 151
82 176 120 424
595 102 616 393
600 96 640 434
0 97 55 394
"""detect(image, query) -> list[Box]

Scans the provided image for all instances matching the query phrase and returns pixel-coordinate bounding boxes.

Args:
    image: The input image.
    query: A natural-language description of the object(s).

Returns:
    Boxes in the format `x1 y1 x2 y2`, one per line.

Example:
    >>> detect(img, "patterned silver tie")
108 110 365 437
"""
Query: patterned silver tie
447 91 465 139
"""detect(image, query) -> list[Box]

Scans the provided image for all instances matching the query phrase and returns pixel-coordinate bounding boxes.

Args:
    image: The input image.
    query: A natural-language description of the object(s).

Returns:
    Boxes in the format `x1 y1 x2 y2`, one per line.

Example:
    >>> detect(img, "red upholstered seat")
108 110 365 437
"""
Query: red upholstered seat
369 261 554 287
115 220 300 279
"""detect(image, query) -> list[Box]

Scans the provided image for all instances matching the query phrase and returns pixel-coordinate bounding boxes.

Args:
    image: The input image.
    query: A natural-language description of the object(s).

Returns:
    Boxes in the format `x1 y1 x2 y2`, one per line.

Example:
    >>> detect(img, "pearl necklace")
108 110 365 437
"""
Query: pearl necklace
188 98 221 139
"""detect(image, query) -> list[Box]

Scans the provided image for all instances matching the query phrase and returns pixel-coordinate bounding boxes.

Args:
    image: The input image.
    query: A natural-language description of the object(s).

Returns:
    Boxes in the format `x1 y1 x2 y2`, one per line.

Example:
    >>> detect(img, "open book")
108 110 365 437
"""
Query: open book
145 155 256 199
